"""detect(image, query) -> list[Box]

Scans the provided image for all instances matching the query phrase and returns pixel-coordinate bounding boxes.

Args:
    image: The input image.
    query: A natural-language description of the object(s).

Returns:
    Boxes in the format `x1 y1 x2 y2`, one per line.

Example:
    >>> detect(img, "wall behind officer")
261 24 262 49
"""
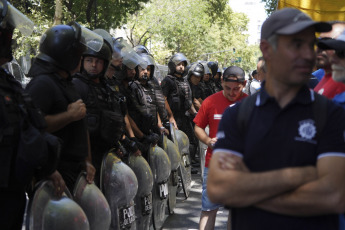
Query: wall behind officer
73 31 128 185
0 2 64 229
161 53 199 166
208 8 345 230
26 23 96 192
194 66 247 230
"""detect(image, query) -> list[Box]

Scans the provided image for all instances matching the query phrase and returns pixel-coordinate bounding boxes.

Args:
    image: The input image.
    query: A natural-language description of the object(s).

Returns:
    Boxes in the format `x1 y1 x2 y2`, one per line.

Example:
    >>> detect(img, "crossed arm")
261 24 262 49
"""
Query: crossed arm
207 151 345 216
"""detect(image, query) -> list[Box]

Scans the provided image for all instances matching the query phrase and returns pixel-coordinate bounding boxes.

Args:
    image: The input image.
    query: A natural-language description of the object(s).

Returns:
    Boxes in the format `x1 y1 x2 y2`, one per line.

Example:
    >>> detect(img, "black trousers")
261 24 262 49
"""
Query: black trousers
0 188 26 230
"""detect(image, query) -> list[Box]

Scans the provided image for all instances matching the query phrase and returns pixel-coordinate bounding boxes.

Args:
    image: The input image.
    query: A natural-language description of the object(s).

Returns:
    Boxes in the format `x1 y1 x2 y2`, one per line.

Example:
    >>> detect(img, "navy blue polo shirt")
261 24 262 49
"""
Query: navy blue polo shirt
214 84 345 230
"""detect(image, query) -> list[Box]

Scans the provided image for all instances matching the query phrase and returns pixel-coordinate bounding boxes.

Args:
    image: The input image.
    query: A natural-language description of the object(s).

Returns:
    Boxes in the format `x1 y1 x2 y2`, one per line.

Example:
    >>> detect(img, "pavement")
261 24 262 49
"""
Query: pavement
161 168 229 230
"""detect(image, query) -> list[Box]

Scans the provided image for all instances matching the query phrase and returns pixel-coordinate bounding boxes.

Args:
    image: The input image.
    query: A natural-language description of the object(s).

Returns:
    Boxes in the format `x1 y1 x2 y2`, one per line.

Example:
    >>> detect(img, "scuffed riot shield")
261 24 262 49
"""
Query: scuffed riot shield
199 126 209 181
149 144 171 230
170 123 192 198
162 134 181 214
73 173 111 230
128 153 153 230
101 152 138 230
26 180 89 230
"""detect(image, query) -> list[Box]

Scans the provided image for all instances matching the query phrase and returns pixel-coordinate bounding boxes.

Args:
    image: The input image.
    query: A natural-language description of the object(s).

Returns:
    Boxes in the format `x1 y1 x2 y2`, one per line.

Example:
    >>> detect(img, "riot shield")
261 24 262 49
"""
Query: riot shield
128 153 153 230
26 180 89 230
101 152 138 230
149 144 171 230
73 172 111 230
162 134 181 214
170 123 192 198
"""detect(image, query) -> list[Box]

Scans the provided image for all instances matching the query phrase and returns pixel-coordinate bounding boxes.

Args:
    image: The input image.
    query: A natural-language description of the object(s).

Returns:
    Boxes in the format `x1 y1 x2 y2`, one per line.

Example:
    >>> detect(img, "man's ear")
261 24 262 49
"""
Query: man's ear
260 40 271 61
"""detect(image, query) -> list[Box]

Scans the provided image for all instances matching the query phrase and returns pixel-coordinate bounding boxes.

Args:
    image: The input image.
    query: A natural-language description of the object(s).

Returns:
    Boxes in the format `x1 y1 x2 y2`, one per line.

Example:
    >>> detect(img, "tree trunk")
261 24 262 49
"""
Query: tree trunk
53 0 63 25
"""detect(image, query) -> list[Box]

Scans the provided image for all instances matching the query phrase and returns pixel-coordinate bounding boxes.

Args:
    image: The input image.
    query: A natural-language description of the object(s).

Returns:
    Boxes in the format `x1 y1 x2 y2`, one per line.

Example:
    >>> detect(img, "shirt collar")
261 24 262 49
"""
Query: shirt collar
256 81 314 107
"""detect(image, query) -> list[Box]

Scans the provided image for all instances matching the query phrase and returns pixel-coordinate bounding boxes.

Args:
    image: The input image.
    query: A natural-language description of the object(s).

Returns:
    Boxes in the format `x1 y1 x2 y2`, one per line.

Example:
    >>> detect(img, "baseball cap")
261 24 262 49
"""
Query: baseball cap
261 8 331 40
317 29 345 50
223 66 245 83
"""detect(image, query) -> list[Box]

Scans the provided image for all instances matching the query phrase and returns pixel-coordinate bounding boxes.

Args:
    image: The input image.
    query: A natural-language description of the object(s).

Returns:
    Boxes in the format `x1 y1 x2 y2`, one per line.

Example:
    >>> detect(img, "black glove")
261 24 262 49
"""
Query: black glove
121 136 139 153
143 133 160 145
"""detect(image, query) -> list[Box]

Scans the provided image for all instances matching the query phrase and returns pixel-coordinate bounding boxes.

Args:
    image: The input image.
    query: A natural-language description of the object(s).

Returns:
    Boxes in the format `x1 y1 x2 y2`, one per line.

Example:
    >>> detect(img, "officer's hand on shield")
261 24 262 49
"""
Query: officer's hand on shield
47 170 66 197
169 117 178 129
160 126 169 136
67 99 86 121
144 133 160 146
85 161 96 183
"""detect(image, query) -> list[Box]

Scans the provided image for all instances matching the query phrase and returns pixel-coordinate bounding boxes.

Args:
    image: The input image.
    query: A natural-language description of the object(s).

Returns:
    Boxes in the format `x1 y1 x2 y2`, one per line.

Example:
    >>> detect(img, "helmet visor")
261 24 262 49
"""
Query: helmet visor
5 3 34 36
80 26 103 52
122 51 148 69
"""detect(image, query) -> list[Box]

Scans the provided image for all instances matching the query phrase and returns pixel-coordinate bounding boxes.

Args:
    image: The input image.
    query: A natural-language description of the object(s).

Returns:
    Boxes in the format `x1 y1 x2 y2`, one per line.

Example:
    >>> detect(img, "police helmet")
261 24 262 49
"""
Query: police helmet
137 53 155 80
201 62 211 75
38 22 86 72
168 53 188 75
187 62 204 79
207 61 218 77
133 45 150 55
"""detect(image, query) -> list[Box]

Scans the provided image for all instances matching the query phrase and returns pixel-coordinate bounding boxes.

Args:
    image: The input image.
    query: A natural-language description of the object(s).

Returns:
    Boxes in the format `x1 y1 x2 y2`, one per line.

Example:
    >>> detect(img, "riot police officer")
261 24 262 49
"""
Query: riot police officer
72 29 126 185
187 62 205 111
134 45 177 128
26 22 98 192
129 53 167 136
161 53 199 170
208 61 222 92
0 2 62 229
200 62 216 98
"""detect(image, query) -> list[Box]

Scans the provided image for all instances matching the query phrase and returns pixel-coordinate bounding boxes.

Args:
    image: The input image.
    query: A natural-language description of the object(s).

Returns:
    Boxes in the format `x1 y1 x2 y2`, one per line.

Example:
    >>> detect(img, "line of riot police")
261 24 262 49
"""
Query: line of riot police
0 2 197 229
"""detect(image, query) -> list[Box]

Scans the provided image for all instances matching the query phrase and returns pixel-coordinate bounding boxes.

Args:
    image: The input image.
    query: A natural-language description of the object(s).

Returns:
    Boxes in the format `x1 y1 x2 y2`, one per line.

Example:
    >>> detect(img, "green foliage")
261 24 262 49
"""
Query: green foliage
9 0 149 60
261 0 278 16
126 0 260 72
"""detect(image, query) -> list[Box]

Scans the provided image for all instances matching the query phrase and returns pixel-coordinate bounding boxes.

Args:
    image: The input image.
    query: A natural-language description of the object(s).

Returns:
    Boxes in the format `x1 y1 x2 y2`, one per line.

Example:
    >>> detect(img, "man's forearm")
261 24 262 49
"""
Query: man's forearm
194 125 210 146
256 156 345 216
45 112 73 133
207 152 317 207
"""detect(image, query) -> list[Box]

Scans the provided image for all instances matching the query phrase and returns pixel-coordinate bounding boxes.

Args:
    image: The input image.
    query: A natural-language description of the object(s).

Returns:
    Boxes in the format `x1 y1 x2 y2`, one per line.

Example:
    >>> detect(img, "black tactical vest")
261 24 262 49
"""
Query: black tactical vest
74 75 125 148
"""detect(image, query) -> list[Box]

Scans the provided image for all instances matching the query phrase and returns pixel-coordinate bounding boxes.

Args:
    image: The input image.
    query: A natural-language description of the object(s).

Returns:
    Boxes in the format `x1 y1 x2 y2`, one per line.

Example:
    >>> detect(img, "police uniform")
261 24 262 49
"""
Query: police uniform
214 84 345 230
161 74 198 160
73 74 125 184
26 59 89 192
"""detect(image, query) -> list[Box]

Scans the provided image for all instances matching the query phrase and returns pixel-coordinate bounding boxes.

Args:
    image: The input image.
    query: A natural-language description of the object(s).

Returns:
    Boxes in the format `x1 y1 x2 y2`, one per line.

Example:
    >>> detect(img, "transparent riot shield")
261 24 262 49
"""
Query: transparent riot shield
149 144 171 230
170 123 192 198
73 172 111 230
128 153 153 230
101 152 138 230
26 180 89 230
162 134 181 214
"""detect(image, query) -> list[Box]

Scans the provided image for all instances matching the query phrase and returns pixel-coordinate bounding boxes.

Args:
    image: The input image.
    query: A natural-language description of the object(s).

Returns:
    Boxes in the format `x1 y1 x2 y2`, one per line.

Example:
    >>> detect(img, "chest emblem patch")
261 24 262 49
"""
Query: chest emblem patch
295 119 317 144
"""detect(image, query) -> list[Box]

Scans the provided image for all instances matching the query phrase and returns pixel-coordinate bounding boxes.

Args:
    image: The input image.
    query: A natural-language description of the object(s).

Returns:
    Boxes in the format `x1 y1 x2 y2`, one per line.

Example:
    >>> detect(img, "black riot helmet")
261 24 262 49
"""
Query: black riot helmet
136 53 155 81
38 22 104 72
187 62 204 80
133 45 150 55
168 53 189 76
207 61 218 77
0 0 34 62
201 62 211 75
81 28 113 79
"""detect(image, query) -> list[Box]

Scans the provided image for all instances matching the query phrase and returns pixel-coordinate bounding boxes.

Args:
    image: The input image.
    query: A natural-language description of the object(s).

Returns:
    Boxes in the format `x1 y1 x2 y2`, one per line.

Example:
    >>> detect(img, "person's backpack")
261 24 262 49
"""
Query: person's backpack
237 91 328 138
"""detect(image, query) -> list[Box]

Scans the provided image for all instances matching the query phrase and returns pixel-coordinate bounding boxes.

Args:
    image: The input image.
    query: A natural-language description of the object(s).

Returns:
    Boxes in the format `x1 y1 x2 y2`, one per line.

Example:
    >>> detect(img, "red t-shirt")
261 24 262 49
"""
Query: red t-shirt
314 72 345 99
193 91 248 167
